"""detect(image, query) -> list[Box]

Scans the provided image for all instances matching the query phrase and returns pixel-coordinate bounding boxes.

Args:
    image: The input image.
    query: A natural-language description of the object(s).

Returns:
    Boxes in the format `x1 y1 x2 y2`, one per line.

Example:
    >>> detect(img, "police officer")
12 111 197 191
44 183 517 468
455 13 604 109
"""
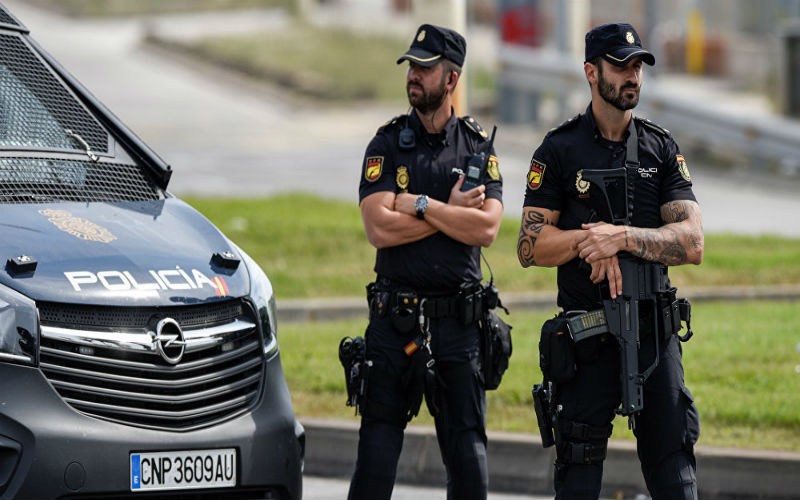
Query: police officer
350 23 503 500
517 23 703 499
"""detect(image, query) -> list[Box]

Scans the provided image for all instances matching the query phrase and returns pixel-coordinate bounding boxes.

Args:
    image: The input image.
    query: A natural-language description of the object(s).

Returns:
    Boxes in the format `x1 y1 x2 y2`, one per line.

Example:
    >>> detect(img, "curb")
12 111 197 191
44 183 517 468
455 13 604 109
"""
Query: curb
300 418 800 500
277 285 800 323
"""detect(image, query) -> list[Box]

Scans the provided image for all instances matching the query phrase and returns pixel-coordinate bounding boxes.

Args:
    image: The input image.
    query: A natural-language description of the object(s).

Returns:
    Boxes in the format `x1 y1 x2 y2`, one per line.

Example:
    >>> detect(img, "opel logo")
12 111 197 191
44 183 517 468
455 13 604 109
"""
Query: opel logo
152 317 186 365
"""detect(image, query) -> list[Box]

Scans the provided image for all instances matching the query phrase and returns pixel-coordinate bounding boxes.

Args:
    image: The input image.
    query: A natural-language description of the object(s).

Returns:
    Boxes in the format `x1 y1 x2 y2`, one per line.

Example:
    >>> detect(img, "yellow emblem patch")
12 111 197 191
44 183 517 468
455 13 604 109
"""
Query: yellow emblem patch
527 159 546 190
487 155 501 181
396 165 410 192
576 170 590 194
365 156 383 182
676 155 691 182
39 209 117 243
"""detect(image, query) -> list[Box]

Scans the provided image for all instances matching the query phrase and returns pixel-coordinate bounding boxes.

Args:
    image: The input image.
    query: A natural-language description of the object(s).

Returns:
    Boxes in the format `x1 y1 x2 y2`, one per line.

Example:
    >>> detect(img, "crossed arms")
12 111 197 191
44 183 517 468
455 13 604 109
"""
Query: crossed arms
517 199 704 297
361 176 503 249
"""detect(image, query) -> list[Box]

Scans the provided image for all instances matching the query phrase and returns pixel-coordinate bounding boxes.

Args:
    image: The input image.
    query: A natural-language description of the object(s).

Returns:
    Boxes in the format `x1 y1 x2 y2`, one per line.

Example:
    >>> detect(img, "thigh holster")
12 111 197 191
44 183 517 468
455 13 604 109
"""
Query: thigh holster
555 418 613 465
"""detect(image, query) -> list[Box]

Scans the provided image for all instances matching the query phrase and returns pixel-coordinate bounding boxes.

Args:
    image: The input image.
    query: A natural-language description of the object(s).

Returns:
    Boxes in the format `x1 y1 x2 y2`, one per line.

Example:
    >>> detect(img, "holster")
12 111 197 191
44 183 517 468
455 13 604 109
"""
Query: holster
338 335 371 415
658 291 693 342
532 383 555 448
481 309 512 390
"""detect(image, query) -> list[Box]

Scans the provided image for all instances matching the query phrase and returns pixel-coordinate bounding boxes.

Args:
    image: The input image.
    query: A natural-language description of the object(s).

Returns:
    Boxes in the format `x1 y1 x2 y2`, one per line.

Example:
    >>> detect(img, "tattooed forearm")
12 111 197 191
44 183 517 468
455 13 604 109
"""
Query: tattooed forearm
517 209 549 267
664 201 690 223
627 200 703 266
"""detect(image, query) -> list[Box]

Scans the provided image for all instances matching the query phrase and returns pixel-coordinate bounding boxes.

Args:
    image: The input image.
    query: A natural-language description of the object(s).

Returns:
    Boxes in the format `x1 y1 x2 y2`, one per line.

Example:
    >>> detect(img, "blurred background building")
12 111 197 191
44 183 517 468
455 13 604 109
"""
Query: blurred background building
490 0 800 118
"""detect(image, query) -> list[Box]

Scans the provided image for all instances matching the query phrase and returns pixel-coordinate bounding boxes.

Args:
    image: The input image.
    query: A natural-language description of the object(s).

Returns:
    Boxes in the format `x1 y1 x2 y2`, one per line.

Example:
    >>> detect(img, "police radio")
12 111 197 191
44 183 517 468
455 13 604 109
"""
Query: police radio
460 125 497 192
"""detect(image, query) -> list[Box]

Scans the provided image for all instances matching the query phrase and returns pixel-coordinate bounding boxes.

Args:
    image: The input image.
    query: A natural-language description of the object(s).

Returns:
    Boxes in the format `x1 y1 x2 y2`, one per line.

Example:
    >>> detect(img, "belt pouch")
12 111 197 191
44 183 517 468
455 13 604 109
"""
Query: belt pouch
391 290 418 333
539 315 576 383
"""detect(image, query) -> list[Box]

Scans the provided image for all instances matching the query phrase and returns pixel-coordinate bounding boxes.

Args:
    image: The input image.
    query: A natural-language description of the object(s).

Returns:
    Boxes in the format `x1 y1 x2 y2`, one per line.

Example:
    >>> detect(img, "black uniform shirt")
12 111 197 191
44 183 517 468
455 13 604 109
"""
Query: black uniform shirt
359 110 502 292
523 103 697 310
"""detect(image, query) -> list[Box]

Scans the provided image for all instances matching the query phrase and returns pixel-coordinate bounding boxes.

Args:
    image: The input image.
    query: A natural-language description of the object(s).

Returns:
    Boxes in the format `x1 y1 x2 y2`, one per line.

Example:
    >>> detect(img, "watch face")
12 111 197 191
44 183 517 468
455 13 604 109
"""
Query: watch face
415 195 428 217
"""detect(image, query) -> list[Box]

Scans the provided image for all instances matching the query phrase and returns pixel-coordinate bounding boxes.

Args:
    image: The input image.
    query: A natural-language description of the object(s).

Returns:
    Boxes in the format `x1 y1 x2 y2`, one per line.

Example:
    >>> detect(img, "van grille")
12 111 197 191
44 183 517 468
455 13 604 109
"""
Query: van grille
37 300 265 431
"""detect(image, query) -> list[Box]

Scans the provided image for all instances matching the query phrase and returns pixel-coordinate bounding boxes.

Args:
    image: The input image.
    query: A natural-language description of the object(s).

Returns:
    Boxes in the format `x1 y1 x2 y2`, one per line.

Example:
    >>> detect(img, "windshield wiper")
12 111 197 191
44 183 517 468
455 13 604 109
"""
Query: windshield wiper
65 129 99 162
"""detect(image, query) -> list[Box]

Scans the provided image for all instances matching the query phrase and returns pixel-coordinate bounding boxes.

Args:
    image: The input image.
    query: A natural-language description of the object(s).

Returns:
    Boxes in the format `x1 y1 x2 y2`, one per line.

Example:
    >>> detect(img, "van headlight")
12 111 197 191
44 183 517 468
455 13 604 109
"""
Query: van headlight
0 285 38 366
238 248 279 359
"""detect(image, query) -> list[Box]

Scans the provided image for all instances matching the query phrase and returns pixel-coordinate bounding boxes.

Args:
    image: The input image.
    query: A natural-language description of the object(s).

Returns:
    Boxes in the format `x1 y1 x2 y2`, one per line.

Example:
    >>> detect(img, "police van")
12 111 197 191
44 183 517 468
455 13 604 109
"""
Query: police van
0 3 304 498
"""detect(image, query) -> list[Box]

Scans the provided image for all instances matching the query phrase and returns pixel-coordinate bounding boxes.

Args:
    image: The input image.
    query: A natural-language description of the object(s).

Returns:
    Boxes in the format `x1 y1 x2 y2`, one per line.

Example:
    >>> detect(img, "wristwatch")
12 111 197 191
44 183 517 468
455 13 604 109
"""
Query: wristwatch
415 194 429 220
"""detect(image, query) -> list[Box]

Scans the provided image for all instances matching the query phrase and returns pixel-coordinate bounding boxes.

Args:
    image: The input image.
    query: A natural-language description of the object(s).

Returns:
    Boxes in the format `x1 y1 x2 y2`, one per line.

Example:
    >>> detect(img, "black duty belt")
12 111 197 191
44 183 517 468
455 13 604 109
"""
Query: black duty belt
373 277 483 323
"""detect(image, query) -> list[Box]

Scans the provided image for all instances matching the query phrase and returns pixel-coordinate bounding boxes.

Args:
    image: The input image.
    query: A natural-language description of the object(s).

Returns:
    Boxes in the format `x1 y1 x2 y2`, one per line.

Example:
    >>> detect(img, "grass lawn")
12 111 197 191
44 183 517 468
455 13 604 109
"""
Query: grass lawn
184 193 800 451
278 301 800 451
185 194 800 299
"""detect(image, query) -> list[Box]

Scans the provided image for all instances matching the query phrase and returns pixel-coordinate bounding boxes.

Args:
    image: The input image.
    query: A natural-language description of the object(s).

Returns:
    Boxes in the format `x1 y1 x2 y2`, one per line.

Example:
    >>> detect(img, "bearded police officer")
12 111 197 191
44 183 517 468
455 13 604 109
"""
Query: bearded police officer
350 24 503 500
518 23 703 499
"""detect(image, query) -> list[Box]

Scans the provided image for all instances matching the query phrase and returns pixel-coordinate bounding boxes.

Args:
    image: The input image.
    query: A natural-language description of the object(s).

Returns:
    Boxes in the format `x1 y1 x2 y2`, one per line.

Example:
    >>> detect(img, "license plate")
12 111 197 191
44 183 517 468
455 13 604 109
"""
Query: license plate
130 448 237 492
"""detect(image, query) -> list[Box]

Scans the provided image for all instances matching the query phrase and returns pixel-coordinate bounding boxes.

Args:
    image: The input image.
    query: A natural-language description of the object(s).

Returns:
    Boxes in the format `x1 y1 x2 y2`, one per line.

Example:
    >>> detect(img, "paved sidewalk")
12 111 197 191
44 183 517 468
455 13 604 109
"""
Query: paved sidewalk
302 418 800 500
276 284 800 323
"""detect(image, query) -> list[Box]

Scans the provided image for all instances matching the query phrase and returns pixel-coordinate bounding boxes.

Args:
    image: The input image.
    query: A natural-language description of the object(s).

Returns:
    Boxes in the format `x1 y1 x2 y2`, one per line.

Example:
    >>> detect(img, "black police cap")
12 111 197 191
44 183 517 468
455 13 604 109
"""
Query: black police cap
584 23 655 67
397 24 466 68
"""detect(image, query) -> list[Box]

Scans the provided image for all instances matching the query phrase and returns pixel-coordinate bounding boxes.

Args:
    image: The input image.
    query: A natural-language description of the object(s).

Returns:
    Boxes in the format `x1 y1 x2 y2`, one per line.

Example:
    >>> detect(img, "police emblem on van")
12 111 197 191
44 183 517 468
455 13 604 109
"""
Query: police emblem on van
39 209 116 243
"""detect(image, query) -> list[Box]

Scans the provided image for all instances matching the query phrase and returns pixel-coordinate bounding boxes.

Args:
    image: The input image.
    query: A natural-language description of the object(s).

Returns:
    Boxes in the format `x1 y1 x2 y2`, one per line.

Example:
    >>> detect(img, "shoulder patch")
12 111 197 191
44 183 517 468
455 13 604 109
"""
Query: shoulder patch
527 158 546 190
545 114 580 138
365 156 384 182
460 115 489 140
676 154 691 182
635 116 670 136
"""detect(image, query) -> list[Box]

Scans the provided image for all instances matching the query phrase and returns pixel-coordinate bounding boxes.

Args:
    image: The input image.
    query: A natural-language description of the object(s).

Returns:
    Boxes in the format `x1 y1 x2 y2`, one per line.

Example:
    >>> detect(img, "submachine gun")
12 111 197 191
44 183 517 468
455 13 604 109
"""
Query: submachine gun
565 167 693 427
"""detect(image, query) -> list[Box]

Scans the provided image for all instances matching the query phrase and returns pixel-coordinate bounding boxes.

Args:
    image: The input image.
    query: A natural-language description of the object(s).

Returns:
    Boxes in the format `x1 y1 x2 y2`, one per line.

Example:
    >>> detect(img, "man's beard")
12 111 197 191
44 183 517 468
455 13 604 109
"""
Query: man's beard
407 77 447 114
598 69 640 111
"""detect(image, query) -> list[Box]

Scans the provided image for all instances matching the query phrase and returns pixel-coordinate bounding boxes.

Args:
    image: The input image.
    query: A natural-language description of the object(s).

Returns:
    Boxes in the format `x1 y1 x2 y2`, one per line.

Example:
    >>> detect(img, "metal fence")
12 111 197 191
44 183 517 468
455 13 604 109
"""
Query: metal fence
498 44 800 173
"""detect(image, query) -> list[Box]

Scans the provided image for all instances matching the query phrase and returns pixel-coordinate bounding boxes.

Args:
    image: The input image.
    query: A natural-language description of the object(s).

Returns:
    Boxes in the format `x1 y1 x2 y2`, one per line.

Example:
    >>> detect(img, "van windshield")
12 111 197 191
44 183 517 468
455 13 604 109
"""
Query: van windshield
0 33 108 154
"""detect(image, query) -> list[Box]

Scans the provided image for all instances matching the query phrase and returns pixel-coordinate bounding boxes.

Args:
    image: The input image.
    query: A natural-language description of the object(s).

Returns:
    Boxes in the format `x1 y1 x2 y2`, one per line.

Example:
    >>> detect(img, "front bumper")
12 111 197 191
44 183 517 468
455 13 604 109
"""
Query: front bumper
0 353 304 499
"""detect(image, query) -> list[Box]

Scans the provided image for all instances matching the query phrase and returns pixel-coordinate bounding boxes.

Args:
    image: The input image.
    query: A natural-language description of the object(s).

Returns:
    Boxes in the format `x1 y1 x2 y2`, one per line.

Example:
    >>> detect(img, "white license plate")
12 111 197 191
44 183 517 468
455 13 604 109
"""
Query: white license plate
130 448 237 492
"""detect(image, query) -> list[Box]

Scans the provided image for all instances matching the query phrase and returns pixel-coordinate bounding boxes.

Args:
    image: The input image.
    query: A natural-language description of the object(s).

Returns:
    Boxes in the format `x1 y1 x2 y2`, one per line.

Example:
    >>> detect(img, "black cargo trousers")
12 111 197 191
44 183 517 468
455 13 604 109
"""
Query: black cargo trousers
553 327 700 500
347 310 488 500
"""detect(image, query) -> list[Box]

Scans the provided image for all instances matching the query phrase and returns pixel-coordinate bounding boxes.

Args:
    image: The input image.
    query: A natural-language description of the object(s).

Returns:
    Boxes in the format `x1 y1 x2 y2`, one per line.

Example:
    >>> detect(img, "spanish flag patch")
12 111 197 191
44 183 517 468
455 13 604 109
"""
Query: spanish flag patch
365 156 383 182
527 159 546 190
404 339 420 356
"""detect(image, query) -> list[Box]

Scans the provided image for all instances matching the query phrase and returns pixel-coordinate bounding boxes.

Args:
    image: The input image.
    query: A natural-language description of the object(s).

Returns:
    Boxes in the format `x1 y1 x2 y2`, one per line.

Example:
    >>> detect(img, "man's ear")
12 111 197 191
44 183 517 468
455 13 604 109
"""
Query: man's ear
584 61 597 85
448 71 458 89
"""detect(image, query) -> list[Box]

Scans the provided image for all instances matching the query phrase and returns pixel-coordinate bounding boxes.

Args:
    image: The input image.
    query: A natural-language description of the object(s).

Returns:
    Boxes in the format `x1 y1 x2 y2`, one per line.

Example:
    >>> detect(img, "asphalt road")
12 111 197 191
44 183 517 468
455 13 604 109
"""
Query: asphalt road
303 476 547 500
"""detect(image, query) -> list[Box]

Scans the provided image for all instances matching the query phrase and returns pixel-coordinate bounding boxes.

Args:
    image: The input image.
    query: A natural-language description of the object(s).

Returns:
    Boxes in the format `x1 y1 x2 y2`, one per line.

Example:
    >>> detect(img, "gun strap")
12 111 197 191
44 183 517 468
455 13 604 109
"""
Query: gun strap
625 117 639 167
623 117 639 226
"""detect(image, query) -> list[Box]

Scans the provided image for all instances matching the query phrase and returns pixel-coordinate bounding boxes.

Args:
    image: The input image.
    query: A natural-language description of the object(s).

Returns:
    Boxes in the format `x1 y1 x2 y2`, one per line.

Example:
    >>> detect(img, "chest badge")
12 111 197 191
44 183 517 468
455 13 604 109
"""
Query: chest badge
576 170 590 194
365 156 383 182
527 159 546 190
396 165 410 192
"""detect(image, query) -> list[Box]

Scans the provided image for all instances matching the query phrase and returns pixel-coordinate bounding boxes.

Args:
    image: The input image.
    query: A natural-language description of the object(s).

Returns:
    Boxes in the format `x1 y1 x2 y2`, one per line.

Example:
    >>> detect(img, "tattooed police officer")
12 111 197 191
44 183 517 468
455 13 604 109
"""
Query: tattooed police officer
517 23 703 499
350 23 503 500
